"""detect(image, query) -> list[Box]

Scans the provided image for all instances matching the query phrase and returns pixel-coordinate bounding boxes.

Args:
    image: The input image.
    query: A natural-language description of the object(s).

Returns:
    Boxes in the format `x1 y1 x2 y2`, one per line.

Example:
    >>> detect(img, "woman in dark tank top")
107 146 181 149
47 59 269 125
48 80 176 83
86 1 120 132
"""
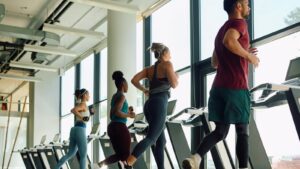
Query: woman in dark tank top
126 43 178 169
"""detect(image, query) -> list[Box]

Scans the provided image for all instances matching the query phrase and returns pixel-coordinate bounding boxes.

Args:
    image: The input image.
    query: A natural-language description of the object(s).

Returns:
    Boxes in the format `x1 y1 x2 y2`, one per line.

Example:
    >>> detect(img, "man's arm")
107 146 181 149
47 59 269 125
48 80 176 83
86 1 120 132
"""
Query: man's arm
223 28 259 67
211 50 218 69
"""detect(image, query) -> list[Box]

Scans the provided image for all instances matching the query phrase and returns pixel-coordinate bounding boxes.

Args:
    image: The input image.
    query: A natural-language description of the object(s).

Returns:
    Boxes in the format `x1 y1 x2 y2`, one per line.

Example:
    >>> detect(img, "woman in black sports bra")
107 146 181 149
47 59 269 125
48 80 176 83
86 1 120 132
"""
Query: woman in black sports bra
126 43 178 169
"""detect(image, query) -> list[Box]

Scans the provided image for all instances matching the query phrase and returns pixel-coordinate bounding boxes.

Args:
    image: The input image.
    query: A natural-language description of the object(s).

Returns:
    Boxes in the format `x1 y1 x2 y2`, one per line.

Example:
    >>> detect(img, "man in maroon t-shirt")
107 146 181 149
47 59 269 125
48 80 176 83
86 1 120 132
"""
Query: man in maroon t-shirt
182 0 259 169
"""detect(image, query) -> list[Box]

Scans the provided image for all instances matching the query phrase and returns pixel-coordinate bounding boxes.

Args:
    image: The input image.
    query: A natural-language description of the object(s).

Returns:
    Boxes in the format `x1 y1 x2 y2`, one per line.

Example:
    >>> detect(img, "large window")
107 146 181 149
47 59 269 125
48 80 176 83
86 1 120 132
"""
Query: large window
99 48 108 135
201 0 227 60
61 114 74 140
170 71 191 114
152 0 190 70
61 67 75 116
99 48 108 163
81 55 94 104
166 71 191 169
80 54 94 159
136 21 144 114
254 0 300 38
100 48 107 100
60 66 75 141
254 31 300 168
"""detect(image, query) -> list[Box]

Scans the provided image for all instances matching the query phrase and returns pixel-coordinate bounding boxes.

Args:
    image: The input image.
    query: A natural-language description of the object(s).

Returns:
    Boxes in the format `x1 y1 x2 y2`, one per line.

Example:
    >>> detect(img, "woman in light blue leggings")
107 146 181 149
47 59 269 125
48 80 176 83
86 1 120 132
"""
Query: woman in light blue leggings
55 88 92 169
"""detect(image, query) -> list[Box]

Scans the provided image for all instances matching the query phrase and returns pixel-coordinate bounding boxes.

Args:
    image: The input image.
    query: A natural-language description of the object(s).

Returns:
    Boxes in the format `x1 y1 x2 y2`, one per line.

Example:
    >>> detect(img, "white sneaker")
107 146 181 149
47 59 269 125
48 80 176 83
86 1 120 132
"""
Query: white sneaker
118 161 125 169
182 154 201 169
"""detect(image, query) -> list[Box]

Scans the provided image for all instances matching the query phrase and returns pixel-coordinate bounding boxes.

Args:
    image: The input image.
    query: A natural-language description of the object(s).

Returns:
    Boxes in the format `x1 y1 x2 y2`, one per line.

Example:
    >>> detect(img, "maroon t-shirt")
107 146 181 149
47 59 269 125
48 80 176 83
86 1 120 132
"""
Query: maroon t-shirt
213 19 250 89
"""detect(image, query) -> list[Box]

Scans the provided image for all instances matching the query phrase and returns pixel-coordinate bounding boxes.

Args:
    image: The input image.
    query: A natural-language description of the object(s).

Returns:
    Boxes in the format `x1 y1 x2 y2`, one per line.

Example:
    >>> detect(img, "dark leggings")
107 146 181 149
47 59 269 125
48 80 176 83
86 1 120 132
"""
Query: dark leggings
196 123 249 168
104 122 131 164
132 92 168 169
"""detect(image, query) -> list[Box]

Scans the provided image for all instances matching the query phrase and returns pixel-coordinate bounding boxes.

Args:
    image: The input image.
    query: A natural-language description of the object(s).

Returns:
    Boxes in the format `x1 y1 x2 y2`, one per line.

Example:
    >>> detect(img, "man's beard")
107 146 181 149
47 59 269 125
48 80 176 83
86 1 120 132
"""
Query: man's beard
242 12 250 20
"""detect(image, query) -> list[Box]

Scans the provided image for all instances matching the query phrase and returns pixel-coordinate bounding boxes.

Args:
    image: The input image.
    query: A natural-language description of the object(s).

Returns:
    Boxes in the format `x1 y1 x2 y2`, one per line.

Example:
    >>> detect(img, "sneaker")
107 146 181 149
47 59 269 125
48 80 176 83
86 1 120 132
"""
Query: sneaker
182 154 201 169
120 161 133 169
118 161 125 169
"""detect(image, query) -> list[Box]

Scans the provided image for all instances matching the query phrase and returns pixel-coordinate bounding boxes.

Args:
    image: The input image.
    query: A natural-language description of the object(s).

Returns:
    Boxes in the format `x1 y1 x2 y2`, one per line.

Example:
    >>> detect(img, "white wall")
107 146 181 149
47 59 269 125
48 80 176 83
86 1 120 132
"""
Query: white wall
29 71 60 146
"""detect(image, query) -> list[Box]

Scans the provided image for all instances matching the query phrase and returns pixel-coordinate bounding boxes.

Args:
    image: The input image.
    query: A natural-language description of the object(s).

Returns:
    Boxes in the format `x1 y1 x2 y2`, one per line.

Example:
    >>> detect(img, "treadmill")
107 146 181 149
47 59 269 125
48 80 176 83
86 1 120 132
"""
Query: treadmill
20 148 36 169
48 134 69 169
249 57 300 169
26 135 48 169
37 134 62 169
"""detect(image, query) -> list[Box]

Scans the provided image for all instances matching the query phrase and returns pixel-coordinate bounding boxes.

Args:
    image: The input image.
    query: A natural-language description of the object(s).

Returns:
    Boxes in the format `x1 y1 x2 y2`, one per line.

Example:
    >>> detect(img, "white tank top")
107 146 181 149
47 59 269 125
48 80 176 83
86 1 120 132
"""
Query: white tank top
76 106 89 123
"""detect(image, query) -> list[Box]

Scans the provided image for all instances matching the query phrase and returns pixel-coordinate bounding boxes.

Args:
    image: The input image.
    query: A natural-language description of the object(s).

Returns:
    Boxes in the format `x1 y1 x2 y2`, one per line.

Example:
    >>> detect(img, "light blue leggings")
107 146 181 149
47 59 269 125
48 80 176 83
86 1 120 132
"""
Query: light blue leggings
55 126 87 169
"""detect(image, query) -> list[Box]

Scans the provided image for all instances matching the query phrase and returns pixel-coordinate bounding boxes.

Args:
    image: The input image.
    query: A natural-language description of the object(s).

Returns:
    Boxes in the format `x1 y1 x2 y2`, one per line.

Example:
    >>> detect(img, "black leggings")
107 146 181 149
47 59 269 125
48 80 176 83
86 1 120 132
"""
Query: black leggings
196 123 249 168
131 92 168 169
103 122 131 164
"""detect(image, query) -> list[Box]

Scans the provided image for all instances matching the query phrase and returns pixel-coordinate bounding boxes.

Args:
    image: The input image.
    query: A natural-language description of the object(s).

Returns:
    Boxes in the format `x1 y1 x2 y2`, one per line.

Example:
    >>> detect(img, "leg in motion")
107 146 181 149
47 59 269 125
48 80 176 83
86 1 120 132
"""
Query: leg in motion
55 128 78 169
128 95 168 166
182 123 230 169
77 128 87 169
236 124 249 169
152 132 167 169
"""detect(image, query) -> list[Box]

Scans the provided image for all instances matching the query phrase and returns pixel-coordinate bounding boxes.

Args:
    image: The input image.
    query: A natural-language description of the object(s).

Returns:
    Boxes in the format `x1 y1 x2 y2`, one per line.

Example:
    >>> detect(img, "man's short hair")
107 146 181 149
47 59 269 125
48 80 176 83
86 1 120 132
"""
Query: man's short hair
224 0 242 14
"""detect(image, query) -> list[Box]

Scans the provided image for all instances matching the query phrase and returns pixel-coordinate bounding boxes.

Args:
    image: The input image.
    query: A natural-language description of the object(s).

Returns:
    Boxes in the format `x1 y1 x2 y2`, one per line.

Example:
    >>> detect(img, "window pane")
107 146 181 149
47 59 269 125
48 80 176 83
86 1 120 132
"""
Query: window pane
80 54 94 159
80 54 94 104
61 67 75 116
170 71 191 114
61 114 74 140
136 21 144 114
169 72 191 144
167 71 191 169
100 48 107 100
201 0 227 60
254 0 300 38
152 0 190 70
99 100 108 136
254 31 300 167
136 20 143 72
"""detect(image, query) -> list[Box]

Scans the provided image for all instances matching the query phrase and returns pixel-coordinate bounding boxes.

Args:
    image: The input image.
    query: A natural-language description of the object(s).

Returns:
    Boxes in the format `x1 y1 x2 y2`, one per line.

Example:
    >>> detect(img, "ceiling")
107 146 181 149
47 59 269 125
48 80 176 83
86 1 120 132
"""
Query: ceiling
0 0 168 107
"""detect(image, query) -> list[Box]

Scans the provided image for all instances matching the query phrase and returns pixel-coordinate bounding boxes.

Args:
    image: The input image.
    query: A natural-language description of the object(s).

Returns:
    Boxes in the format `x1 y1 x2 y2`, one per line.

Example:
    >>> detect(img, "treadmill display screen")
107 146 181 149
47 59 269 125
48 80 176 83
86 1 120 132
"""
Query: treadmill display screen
167 100 177 116
286 57 300 81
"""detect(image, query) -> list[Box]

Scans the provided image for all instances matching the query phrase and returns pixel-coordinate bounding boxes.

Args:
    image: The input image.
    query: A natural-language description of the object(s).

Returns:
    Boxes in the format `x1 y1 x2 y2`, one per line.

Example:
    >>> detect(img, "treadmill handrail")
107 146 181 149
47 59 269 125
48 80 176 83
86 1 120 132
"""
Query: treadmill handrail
168 107 195 121
250 83 273 93
168 107 208 121
250 83 300 93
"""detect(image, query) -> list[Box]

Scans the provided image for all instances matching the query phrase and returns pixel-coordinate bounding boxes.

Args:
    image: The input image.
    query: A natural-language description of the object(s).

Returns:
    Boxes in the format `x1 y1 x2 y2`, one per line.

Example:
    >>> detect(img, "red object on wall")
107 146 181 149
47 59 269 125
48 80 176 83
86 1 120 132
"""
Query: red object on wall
1 96 7 111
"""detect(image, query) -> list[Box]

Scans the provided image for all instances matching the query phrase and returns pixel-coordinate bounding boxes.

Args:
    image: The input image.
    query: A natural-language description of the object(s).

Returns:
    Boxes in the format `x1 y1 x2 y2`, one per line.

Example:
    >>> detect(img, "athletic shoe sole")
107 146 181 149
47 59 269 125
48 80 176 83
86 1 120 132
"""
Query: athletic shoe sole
182 159 193 169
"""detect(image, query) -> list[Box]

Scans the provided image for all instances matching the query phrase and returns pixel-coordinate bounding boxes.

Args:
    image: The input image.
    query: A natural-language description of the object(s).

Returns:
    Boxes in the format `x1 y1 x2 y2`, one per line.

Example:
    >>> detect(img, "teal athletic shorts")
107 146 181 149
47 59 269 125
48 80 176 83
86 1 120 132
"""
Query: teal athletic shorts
208 87 251 124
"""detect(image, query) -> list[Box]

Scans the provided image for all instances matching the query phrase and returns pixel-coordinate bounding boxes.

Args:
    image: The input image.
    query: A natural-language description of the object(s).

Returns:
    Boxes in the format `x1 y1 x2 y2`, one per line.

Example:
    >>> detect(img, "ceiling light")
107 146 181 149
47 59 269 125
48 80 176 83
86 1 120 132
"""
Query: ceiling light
43 23 105 39
24 44 77 57
68 0 139 14
9 61 59 72
0 74 41 82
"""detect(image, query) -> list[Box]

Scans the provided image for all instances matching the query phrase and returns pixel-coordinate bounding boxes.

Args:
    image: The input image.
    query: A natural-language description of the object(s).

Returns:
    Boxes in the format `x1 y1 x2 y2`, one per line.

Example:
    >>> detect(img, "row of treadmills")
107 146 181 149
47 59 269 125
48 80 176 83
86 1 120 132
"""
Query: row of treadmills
19 57 300 169
19 124 100 169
